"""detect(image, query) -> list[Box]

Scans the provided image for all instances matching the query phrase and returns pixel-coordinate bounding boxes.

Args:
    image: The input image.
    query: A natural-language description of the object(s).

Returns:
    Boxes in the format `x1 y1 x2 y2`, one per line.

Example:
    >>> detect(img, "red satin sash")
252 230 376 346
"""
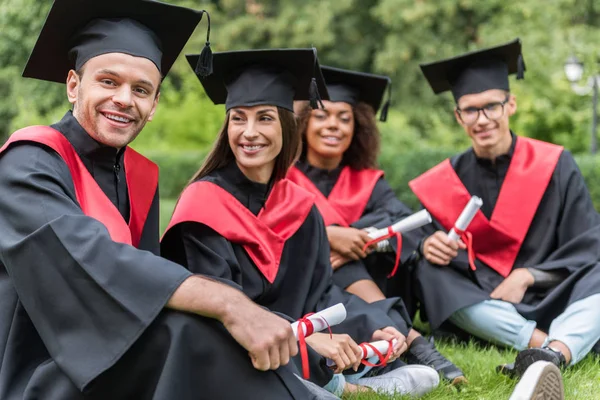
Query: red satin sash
409 137 563 277
164 179 315 283
287 165 383 226
1 126 158 247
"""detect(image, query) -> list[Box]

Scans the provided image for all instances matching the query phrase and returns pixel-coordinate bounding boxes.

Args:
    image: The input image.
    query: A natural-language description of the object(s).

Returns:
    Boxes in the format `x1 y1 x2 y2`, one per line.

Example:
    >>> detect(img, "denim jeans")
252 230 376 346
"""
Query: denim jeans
449 294 600 364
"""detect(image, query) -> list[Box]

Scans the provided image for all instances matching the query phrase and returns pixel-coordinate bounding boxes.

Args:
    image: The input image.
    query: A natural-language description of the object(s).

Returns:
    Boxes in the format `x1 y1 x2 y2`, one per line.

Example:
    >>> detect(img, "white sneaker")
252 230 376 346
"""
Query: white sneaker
356 365 440 397
509 361 564 400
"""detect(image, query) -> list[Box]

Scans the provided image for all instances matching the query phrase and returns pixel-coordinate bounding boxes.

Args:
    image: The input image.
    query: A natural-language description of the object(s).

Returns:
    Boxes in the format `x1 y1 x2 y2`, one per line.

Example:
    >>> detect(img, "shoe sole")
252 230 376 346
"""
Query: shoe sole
509 361 564 400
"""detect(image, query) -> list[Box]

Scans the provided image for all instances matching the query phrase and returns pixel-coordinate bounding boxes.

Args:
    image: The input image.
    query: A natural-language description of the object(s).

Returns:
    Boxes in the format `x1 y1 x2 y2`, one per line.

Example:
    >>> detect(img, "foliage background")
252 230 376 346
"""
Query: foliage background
3 4 600 398
2 0 600 217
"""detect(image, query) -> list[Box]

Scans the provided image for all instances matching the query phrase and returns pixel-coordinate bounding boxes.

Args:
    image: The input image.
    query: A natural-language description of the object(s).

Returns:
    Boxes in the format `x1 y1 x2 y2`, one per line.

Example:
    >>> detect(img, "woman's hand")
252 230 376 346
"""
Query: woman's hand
326 226 372 260
305 332 363 373
371 327 408 361
330 250 352 270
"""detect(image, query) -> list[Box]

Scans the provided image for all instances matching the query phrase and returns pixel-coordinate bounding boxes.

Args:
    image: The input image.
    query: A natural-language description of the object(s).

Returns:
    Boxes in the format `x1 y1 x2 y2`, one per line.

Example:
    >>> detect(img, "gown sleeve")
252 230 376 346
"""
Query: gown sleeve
161 221 335 387
308 210 412 339
351 177 422 265
0 144 192 391
528 151 600 273
165 207 410 357
163 222 248 291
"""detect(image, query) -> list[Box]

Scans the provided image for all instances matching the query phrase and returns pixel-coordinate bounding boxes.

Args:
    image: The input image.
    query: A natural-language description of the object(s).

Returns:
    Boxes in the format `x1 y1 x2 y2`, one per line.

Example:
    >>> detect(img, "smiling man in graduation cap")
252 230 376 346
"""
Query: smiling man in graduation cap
409 38 600 378
0 1 326 399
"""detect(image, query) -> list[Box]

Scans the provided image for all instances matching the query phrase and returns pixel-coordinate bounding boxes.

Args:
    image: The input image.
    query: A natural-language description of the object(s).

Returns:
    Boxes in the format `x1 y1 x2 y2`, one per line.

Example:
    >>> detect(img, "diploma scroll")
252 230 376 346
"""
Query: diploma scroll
360 338 398 359
367 210 432 240
326 338 398 368
292 303 347 339
448 196 483 241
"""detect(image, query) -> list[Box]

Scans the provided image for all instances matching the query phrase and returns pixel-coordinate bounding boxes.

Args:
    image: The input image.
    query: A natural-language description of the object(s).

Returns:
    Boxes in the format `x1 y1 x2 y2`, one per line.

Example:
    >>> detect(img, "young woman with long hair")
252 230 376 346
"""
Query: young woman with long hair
161 49 440 397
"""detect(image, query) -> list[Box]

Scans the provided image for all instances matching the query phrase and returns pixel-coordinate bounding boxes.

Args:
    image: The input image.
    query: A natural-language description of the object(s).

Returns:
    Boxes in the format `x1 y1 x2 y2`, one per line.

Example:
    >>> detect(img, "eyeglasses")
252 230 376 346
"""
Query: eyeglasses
456 96 510 126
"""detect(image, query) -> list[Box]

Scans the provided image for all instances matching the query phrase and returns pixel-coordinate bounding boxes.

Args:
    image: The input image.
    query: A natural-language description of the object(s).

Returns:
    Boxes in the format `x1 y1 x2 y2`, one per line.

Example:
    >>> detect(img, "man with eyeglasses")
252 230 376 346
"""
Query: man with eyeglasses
407 38 600 385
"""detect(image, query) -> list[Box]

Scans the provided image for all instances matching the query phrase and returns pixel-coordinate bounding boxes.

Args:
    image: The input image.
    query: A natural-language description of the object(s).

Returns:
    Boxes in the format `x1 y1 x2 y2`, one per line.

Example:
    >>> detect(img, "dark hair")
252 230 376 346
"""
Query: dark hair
296 101 380 170
75 67 85 79
189 107 299 184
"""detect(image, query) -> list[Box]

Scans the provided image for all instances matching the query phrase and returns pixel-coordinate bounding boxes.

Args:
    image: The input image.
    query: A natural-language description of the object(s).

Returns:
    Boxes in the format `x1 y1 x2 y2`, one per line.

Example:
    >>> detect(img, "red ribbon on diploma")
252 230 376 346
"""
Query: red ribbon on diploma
453 227 476 271
359 340 394 367
296 313 333 379
363 226 402 278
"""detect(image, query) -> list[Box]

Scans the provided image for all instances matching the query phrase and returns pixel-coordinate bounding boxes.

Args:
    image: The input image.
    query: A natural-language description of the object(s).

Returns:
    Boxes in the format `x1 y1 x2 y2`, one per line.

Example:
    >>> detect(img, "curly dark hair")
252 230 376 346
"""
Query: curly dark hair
296 101 380 170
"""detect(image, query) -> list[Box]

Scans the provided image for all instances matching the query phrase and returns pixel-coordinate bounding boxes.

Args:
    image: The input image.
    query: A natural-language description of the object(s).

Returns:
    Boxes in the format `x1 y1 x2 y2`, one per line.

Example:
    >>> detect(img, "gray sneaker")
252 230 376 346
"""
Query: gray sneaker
405 336 467 384
508 361 564 400
355 365 440 397
295 375 341 400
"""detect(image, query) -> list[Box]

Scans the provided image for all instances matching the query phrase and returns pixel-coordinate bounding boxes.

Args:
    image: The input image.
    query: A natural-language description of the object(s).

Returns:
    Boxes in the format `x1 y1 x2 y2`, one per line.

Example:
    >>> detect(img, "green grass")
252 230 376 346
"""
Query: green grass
157 199 600 399
343 340 600 399
160 198 177 234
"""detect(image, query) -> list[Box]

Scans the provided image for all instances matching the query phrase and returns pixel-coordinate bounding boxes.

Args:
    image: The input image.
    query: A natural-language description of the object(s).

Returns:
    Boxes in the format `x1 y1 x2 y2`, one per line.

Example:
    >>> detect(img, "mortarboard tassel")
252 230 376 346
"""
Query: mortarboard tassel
379 102 389 122
195 10 213 77
379 79 392 122
309 77 324 109
309 47 325 109
516 53 525 80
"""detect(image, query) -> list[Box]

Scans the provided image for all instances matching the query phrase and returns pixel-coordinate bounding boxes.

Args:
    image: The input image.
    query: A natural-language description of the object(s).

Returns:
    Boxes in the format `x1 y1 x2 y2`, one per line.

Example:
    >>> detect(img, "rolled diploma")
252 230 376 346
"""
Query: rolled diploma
368 209 432 240
326 338 399 367
447 196 483 241
360 338 399 359
292 303 347 339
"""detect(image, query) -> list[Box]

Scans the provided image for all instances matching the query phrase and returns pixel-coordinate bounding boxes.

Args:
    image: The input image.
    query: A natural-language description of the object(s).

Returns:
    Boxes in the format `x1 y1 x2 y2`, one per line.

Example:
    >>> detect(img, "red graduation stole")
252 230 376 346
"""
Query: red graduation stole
409 137 563 277
287 165 383 226
1 126 158 247
163 178 315 283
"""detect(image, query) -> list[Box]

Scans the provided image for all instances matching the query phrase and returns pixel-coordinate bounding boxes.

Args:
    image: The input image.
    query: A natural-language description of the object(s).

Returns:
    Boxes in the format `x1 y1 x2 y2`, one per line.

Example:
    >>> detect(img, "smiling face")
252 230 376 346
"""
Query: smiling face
455 89 516 157
66 52 161 149
228 105 283 183
305 100 354 168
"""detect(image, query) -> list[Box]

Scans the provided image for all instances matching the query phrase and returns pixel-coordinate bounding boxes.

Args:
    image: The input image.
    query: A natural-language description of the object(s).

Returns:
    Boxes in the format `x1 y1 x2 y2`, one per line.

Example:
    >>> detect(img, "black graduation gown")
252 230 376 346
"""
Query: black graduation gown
160 163 412 369
294 161 421 313
0 112 313 400
414 134 600 331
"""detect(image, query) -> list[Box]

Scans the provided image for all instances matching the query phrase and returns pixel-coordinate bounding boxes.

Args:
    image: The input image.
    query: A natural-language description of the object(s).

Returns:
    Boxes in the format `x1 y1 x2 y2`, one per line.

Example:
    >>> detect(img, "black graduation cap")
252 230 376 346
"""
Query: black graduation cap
420 38 525 102
23 0 210 83
321 66 392 122
186 48 329 112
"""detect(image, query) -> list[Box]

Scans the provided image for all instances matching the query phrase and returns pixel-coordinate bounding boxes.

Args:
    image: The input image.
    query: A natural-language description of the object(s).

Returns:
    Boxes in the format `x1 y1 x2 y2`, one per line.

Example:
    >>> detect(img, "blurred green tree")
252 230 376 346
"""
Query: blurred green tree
2 0 600 155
